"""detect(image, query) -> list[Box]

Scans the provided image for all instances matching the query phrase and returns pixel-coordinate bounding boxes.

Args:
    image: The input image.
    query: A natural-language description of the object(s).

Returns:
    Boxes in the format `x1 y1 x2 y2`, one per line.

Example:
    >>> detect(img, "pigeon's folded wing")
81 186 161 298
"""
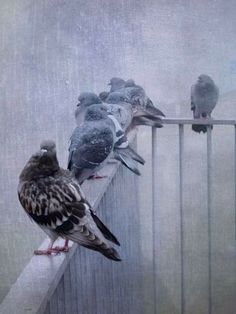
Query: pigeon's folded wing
18 177 121 259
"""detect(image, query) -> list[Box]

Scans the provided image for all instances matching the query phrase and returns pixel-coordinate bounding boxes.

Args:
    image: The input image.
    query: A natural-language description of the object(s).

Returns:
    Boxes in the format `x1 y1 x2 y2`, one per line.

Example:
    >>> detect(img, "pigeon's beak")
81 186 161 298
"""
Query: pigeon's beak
40 148 48 155
108 82 111 86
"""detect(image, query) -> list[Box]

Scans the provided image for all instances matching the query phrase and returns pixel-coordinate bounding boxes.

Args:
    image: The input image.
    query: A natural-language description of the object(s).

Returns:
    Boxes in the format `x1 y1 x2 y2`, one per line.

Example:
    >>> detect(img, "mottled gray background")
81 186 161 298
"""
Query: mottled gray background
0 0 235 312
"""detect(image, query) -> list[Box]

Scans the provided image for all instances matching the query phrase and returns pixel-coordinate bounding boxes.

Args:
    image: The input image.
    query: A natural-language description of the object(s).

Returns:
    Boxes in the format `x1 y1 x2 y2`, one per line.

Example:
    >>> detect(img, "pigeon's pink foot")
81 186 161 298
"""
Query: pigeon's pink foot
93 174 108 180
88 174 108 180
53 246 69 252
53 239 69 252
34 239 69 255
34 248 60 255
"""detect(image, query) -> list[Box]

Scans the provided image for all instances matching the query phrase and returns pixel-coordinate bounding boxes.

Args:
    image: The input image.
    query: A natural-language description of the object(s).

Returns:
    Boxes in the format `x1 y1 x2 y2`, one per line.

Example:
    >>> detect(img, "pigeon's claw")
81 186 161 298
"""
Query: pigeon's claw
90 174 108 180
53 239 70 252
34 248 61 255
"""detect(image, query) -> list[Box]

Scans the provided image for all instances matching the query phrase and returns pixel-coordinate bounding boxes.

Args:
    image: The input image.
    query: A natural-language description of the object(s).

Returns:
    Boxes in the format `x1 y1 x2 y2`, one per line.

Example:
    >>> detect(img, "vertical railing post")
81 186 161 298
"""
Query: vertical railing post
234 126 236 245
179 124 185 314
152 127 157 314
207 125 213 314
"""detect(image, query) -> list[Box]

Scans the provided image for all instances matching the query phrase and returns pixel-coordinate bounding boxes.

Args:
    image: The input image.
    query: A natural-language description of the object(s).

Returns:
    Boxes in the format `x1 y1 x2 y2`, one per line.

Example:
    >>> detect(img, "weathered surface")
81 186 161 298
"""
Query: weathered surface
1 0 236 313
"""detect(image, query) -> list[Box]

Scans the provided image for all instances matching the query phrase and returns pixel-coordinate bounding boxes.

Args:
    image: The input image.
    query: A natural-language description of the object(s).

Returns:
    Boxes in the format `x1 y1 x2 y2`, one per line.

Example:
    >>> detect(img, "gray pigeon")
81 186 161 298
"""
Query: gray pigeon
108 77 126 92
75 92 103 126
107 77 165 118
105 91 163 129
191 74 219 133
74 92 145 173
69 105 115 184
102 92 133 131
18 140 121 261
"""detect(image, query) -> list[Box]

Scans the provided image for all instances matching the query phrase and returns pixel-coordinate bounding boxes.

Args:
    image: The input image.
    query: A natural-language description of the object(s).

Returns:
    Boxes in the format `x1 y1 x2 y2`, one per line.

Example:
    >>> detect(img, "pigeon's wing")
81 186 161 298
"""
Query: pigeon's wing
132 112 163 128
106 103 133 131
118 87 165 118
191 84 208 133
146 98 165 117
113 148 141 175
18 176 121 261
107 115 129 148
191 95 195 111
68 125 114 182
115 146 145 165
123 86 146 107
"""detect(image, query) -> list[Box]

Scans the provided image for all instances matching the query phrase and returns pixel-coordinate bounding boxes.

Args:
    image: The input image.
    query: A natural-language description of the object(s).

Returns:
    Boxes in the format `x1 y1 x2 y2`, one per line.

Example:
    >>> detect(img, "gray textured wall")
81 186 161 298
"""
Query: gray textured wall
0 0 236 312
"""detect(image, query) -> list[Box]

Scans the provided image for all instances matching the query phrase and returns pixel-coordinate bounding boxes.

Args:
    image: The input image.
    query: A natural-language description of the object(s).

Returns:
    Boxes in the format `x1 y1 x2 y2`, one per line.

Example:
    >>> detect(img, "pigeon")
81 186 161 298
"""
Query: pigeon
75 92 103 126
74 93 145 174
101 92 134 131
191 74 219 133
18 140 121 261
69 105 116 184
108 78 165 117
108 77 126 92
75 92 130 129
71 103 143 180
105 91 163 130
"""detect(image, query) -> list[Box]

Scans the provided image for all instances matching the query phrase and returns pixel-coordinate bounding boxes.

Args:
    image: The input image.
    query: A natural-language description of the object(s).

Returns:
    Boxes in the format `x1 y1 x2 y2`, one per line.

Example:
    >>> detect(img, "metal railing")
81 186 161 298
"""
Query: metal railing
152 118 236 314
1 121 235 314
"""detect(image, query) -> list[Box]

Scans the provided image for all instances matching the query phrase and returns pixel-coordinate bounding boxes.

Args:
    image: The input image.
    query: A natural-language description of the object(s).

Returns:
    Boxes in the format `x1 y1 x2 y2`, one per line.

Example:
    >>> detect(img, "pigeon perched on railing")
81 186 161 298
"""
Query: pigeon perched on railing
76 92 132 129
98 92 133 131
18 140 121 261
69 105 117 183
75 92 102 126
108 77 165 116
71 103 143 181
191 74 219 133
108 77 126 92
74 93 145 175
105 91 163 130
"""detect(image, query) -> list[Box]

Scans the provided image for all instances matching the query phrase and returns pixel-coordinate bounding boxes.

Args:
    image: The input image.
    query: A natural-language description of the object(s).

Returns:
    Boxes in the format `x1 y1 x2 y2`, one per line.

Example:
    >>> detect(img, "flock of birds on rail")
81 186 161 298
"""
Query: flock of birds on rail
18 74 219 261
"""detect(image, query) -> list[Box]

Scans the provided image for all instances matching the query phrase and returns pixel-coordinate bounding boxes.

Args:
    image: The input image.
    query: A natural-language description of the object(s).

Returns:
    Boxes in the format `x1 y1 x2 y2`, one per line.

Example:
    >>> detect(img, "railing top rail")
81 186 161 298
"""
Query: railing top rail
162 118 236 125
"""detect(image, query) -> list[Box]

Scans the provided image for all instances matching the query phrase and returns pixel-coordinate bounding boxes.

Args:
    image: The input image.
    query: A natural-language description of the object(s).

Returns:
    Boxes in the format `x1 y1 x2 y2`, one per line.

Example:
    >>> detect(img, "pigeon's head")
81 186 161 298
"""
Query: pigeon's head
125 79 135 88
84 104 108 121
106 92 129 104
77 92 102 107
99 91 109 102
19 140 59 181
108 77 126 92
197 74 214 86
40 140 56 153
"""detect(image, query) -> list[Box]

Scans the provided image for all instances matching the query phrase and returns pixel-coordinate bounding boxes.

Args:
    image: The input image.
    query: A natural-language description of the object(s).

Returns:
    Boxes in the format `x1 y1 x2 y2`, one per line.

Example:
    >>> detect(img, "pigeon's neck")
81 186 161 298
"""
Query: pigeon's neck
19 158 60 182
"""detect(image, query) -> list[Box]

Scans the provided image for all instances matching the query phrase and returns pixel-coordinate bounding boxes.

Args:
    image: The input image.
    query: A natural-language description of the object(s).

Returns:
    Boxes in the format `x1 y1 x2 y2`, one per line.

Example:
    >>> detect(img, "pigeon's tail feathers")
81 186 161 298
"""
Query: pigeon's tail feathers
101 247 122 261
146 99 165 117
70 238 122 261
192 124 213 133
114 149 141 175
132 116 163 128
121 146 145 165
91 211 120 246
